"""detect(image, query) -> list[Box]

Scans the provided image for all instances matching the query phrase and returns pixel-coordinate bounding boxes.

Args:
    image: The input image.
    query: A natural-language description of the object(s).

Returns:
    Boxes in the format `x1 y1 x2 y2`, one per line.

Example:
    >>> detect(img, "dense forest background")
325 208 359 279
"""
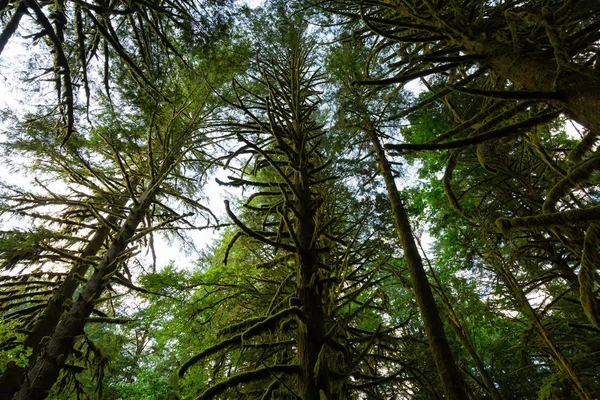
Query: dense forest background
0 0 599 399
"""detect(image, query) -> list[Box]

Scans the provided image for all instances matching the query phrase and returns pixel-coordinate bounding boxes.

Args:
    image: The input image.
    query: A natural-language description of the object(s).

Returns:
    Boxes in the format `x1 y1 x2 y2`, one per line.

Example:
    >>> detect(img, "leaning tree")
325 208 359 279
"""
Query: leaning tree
0 67 222 398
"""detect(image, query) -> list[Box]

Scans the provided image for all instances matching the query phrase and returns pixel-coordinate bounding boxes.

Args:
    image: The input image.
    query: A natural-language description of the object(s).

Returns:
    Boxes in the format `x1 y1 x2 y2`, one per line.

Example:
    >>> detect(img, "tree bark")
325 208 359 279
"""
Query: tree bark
474 41 600 135
296 211 330 400
429 267 503 400
13 185 157 400
294 91 331 400
362 110 472 400
0 211 123 400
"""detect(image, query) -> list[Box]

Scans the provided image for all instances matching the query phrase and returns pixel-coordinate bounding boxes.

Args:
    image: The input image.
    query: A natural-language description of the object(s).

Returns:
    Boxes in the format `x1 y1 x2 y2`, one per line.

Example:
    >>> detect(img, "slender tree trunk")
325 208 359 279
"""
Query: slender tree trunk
446 316 502 400
494 253 592 400
14 185 158 400
361 110 471 400
432 274 503 400
417 237 503 400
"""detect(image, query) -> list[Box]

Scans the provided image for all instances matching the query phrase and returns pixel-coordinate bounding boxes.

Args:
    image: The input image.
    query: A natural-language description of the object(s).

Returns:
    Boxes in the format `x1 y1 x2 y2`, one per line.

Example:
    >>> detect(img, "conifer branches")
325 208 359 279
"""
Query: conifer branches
0 0 231 144
322 1 600 396
0 68 218 396
197 364 301 400
386 111 559 153
193 31 337 399
174 21 412 398
179 306 303 378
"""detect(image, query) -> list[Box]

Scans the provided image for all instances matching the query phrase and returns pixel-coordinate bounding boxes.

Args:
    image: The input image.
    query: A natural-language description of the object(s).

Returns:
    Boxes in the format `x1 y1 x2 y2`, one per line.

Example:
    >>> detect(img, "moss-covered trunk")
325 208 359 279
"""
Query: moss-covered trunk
13 185 158 400
296 215 329 400
294 94 331 400
362 111 471 400
0 204 127 399
470 41 600 135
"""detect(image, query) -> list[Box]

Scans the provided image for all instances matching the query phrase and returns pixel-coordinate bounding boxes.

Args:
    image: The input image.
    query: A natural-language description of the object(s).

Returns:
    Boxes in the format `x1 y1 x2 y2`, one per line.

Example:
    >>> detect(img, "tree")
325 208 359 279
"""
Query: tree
176 14 440 399
0 65 221 398
180 23 346 400
322 0 600 133
2 0 600 398
324 42 474 399
319 2 600 398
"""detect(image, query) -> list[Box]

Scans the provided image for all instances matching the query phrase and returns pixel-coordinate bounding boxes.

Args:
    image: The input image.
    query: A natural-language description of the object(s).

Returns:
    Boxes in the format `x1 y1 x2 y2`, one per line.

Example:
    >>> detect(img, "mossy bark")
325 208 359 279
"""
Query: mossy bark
427 264 503 400
362 110 471 400
293 84 331 400
0 199 129 399
0 223 110 399
13 182 160 400
467 40 600 135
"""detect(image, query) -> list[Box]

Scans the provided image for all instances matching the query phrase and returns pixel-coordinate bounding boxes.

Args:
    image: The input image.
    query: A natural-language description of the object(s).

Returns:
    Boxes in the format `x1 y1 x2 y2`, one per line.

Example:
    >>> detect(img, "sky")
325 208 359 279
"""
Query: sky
244 0 264 7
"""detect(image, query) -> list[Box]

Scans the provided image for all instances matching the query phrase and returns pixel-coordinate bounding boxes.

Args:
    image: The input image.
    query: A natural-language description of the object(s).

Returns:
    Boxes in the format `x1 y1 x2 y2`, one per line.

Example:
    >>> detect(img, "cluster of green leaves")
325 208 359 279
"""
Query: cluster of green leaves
0 316 31 370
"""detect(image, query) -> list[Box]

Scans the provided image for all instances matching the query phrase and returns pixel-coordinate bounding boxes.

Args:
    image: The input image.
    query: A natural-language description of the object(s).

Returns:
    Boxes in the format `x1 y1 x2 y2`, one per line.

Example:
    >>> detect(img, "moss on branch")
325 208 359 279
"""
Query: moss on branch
496 205 600 232
543 155 600 213
196 364 300 400
179 306 303 378
386 112 558 152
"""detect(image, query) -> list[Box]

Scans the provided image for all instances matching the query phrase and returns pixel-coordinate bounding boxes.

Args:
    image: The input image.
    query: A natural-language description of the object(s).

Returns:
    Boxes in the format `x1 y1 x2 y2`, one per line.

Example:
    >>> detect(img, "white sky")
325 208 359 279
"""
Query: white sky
243 0 264 7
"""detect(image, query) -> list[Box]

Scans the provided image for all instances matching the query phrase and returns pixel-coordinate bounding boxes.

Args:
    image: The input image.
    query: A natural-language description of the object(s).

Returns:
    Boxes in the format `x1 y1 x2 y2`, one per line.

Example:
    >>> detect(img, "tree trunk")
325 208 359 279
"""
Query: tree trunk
467 41 600 135
0 211 123 400
362 111 472 400
447 316 502 400
14 186 156 400
296 243 329 400
295 130 331 400
418 240 503 400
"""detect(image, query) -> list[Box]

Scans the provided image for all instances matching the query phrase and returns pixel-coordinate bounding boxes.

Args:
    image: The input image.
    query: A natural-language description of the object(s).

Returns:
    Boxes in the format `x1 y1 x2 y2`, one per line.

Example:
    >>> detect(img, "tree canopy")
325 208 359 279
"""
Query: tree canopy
1 0 599 399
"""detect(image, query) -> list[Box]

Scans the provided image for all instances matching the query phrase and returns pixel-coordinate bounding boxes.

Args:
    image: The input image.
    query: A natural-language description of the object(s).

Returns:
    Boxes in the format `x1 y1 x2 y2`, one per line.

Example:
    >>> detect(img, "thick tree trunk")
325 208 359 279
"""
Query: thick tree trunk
295 157 331 400
362 111 471 400
296 246 329 400
14 188 155 400
0 212 122 400
468 41 600 135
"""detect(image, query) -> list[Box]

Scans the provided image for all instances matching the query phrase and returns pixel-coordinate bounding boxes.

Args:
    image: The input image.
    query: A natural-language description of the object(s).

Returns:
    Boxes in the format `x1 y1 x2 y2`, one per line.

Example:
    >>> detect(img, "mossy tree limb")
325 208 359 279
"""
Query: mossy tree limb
197 365 300 400
579 223 600 329
496 205 600 233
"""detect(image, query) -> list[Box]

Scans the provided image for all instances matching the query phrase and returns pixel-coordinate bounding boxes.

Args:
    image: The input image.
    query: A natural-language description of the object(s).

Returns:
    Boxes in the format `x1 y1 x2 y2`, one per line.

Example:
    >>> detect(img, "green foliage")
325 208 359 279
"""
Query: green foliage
0 316 31 370
114 367 174 400
2 0 600 399
0 229 47 271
